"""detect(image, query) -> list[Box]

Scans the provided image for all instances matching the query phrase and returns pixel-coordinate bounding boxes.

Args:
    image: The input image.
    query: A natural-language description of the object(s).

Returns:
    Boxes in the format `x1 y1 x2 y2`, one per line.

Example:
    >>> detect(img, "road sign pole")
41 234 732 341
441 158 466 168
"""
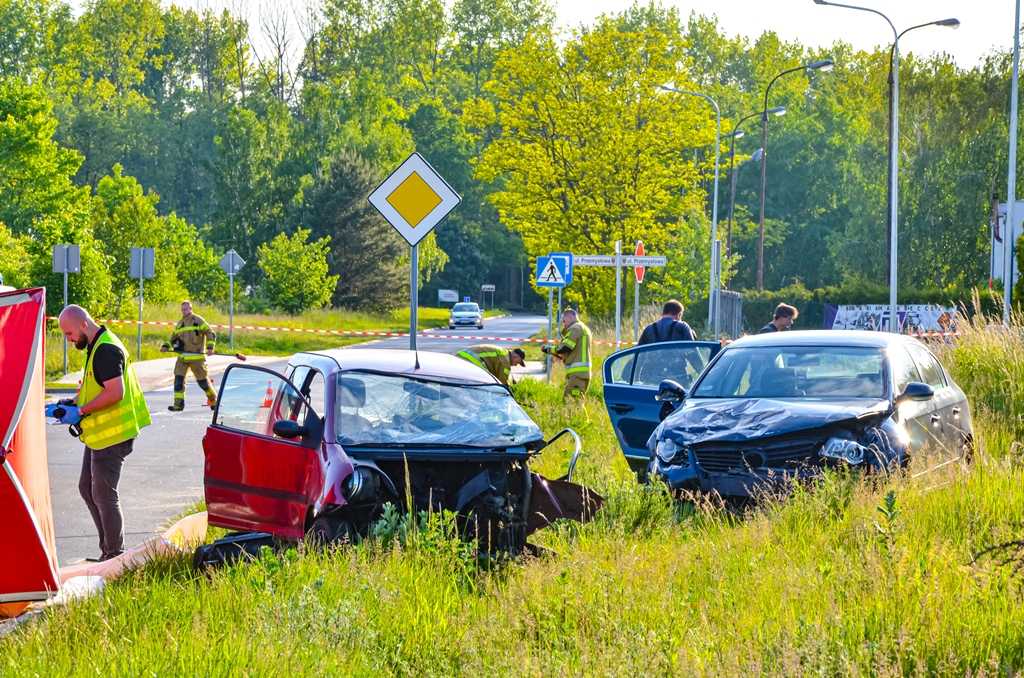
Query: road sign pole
410 244 419 351
633 279 639 341
712 239 722 338
614 240 622 349
229 270 235 350
137 274 144 360
62 255 69 375
546 289 553 382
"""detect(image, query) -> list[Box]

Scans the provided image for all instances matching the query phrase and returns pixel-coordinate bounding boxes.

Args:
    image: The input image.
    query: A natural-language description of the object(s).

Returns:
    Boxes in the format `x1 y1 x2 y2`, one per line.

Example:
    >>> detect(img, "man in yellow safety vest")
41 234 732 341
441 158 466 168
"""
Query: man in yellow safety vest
456 345 526 386
55 305 152 561
542 308 592 399
162 300 218 411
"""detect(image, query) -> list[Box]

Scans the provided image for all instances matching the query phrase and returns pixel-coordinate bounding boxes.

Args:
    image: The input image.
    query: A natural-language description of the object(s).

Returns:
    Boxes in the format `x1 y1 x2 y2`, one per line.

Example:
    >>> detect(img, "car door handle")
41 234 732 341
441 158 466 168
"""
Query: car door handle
930 414 941 424
952 407 961 417
610 404 634 414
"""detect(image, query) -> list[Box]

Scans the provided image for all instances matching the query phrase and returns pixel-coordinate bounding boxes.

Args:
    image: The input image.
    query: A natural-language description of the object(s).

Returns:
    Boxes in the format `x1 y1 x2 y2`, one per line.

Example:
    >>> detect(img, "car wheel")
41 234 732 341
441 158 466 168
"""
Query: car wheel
306 514 356 548
449 325 454 330
477 324 484 330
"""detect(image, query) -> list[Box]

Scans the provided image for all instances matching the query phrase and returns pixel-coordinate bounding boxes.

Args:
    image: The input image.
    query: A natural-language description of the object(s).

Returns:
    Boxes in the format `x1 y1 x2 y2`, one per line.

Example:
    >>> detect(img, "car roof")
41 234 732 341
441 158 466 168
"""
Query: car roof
291 348 499 384
727 330 920 350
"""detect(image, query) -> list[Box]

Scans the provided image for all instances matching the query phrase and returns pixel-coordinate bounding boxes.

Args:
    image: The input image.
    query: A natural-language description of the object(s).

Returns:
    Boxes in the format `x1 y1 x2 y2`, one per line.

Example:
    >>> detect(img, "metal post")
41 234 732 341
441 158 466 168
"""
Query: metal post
1006 0 1021 326
546 288 553 382
410 244 419 350
62 261 68 375
726 133 740 261
556 286 562 322
614 240 622 349
757 108 768 291
633 275 640 341
707 101 721 328
888 42 901 332
228 270 235 350
712 239 722 338
137 275 144 360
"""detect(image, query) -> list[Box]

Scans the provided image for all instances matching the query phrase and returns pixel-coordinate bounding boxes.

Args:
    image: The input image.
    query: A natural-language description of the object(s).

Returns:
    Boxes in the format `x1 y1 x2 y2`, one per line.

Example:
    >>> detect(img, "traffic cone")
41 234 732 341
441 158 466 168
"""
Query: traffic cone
261 381 274 408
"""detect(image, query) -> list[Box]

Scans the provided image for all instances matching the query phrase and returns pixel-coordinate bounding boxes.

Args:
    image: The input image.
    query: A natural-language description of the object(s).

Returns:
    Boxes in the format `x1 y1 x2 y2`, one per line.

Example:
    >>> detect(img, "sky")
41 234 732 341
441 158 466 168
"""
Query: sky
69 0 1019 67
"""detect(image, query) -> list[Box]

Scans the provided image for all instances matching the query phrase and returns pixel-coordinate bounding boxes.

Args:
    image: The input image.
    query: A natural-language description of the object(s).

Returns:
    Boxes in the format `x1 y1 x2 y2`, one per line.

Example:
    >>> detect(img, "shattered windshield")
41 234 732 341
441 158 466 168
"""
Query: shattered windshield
335 371 543 447
692 346 887 399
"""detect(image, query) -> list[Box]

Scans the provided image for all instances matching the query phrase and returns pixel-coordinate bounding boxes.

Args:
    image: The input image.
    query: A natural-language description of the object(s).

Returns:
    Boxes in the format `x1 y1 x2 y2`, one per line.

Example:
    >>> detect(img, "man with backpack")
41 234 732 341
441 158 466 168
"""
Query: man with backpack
638 300 697 345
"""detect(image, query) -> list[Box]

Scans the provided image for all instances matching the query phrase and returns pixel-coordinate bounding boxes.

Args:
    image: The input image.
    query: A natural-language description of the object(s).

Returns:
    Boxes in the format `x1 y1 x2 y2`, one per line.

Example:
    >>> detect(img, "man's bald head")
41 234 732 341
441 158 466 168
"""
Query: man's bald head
59 305 99 350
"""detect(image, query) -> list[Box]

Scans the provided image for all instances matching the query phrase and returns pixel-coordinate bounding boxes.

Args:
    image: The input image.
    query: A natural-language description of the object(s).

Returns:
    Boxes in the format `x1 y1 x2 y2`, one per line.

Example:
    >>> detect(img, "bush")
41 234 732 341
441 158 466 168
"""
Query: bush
257 228 339 314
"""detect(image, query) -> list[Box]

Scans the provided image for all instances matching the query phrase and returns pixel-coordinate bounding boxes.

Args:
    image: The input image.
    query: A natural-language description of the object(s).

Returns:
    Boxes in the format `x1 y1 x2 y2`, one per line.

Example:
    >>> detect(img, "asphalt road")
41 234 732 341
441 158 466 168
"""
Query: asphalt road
47 313 545 564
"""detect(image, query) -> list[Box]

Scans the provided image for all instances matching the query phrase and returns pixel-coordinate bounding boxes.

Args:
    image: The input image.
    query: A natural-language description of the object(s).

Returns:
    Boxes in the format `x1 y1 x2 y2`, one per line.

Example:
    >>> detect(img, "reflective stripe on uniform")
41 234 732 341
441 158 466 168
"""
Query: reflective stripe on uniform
457 350 485 368
566 362 591 374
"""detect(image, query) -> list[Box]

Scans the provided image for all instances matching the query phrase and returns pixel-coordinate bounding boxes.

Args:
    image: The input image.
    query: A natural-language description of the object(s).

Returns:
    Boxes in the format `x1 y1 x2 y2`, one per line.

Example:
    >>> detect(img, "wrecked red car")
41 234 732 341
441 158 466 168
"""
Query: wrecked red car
198 349 600 560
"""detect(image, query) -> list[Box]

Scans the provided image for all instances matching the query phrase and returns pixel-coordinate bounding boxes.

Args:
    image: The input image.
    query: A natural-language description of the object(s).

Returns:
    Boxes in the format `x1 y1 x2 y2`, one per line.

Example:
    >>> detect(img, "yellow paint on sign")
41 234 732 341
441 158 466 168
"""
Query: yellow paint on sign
386 171 442 227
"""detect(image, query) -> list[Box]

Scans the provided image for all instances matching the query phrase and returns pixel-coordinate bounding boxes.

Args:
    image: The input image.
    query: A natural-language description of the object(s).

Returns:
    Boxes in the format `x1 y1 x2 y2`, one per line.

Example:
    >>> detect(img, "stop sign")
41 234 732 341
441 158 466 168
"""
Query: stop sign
634 240 645 283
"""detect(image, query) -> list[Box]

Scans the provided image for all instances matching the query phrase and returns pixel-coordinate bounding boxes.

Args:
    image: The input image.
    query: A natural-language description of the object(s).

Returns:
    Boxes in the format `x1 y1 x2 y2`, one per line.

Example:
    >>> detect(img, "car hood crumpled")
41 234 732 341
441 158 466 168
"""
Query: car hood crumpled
650 397 890 449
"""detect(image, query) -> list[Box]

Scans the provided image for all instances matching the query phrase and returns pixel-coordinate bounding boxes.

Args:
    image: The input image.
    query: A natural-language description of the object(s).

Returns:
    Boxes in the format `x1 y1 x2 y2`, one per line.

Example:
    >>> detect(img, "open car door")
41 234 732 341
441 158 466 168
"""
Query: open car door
602 341 720 479
203 364 325 540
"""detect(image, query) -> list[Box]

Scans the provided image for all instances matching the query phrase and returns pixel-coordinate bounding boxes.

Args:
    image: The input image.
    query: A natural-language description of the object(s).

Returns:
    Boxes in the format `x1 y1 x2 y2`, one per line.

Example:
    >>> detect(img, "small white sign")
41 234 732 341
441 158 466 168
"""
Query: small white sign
368 152 461 246
481 284 496 292
574 255 616 267
438 289 459 303
574 254 666 267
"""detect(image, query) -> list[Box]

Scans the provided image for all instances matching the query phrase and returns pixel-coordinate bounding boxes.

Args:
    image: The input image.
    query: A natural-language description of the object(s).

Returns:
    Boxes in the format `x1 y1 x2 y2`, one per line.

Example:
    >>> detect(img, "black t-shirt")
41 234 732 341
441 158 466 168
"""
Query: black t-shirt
758 322 779 334
638 317 696 345
87 327 125 384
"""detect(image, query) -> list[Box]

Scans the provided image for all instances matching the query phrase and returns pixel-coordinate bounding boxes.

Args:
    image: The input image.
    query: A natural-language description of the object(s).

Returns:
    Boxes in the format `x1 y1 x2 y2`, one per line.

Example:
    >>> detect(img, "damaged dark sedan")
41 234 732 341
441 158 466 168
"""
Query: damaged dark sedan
198 348 601 562
640 331 973 498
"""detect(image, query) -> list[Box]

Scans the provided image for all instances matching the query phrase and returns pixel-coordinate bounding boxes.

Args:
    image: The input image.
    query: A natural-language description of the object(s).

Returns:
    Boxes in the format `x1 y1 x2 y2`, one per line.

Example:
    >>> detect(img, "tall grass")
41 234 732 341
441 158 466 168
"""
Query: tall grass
7 323 1024 674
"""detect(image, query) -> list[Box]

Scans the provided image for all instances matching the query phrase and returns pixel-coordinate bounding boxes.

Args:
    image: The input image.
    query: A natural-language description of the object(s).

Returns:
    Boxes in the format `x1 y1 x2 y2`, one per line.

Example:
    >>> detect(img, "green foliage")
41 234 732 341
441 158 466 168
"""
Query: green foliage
475 10 715 313
0 222 30 288
257 228 339 314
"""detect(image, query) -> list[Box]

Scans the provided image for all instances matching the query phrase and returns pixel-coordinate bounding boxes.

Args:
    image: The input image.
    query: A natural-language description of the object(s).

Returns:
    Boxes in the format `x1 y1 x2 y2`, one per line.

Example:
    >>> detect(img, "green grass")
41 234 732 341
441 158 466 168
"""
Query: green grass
8 323 1024 674
44 303 506 379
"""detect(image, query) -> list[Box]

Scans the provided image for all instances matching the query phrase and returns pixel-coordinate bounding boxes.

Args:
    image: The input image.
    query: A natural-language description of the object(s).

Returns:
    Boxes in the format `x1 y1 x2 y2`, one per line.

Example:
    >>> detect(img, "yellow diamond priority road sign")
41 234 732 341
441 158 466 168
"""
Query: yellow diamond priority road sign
368 152 461 246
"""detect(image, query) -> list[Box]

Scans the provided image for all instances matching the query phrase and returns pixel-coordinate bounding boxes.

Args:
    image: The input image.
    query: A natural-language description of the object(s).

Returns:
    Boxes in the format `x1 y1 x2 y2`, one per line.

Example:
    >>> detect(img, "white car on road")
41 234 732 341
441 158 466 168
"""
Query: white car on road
449 302 484 330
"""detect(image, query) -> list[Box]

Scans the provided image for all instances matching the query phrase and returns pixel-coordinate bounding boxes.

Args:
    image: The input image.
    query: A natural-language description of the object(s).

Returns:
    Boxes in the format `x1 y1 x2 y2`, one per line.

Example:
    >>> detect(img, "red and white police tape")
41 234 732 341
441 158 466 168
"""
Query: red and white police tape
45 315 963 346
45 316 639 347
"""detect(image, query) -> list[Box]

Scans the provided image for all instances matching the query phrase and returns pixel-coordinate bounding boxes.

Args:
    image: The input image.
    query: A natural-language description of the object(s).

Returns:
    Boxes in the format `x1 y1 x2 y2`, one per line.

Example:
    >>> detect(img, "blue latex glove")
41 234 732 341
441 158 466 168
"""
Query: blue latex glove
58 405 82 425
44 403 61 418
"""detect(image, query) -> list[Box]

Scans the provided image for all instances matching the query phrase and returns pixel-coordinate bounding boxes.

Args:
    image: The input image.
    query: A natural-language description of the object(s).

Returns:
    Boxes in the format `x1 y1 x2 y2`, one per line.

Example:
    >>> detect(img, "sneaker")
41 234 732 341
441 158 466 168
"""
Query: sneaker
167 403 184 412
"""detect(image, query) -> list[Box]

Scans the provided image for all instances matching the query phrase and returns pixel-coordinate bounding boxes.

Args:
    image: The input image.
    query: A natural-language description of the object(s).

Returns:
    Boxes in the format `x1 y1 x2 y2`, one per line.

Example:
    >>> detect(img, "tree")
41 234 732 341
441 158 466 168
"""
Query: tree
0 222 30 288
257 228 338 314
474 12 714 312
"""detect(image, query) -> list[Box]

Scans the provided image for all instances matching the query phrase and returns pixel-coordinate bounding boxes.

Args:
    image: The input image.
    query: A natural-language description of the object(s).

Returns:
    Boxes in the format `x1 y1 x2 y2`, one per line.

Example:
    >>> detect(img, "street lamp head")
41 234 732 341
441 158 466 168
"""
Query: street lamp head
807 58 834 72
732 130 745 139
812 0 830 4
936 18 960 28
769 105 787 116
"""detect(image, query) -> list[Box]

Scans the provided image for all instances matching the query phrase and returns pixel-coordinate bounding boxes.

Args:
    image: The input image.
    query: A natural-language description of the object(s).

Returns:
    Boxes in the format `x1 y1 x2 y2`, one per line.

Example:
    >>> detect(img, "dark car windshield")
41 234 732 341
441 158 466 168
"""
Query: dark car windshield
452 303 479 313
691 346 887 399
336 372 542 447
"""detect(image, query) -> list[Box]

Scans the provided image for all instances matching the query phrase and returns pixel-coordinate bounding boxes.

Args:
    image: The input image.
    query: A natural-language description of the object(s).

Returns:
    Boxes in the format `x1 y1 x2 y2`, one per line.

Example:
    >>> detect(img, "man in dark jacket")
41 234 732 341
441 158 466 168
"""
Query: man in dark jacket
638 300 696 345
758 303 799 333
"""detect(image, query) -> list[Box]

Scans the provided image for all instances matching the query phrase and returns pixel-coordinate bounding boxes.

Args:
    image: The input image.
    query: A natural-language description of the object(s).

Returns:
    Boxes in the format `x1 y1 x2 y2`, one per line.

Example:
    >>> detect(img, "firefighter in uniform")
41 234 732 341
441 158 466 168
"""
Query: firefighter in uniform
543 308 592 399
162 300 218 411
456 345 526 386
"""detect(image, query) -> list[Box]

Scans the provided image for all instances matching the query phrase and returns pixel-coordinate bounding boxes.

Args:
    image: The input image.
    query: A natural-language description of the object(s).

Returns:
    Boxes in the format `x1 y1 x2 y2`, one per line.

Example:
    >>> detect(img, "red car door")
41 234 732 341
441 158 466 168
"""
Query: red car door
203 365 325 540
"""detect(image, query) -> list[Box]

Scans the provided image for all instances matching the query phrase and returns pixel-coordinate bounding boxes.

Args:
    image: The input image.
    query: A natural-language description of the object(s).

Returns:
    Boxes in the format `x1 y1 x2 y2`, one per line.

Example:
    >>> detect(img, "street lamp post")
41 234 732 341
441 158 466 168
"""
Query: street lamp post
659 86 723 332
757 58 833 291
727 107 785 262
814 1 959 332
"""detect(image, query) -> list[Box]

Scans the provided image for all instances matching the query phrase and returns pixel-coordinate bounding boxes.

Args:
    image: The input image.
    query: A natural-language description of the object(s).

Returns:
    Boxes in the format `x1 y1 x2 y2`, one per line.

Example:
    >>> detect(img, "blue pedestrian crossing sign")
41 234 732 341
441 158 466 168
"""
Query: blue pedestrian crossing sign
535 253 572 288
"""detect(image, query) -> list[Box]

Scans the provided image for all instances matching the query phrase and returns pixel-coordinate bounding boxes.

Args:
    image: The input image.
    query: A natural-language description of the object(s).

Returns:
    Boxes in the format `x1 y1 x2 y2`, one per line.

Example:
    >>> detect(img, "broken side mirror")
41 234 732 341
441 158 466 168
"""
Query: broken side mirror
655 379 687 403
273 419 307 439
897 381 934 404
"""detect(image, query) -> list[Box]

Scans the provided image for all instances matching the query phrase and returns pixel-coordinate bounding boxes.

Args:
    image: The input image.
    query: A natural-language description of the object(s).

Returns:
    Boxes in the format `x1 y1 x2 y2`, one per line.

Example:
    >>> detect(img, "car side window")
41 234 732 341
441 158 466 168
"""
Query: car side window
607 352 635 384
889 347 922 393
632 346 711 388
289 366 325 415
216 366 309 440
907 344 946 390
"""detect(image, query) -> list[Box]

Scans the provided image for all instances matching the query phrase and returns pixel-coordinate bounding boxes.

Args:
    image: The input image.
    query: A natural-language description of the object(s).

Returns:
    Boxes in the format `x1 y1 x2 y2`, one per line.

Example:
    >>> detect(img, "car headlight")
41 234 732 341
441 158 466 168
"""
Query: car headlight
820 437 867 465
655 438 683 463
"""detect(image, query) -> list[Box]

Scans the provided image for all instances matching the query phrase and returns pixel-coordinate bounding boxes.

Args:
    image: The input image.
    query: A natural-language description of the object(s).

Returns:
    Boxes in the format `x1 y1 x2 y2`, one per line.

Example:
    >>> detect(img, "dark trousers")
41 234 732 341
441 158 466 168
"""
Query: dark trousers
79 439 133 558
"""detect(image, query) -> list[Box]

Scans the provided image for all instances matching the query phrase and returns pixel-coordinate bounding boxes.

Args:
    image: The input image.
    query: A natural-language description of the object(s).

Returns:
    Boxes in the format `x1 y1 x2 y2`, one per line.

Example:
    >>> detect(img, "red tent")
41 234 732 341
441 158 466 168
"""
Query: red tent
0 288 59 616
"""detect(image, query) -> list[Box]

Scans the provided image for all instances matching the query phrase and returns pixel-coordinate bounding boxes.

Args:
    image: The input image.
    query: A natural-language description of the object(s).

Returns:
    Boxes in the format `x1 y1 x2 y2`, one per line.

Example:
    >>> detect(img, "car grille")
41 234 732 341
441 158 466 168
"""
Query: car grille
693 437 822 473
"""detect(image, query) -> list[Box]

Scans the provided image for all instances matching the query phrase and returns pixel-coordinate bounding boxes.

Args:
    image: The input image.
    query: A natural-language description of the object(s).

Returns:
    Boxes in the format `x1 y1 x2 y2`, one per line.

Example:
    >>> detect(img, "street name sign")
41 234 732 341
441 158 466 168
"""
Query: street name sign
574 254 667 267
